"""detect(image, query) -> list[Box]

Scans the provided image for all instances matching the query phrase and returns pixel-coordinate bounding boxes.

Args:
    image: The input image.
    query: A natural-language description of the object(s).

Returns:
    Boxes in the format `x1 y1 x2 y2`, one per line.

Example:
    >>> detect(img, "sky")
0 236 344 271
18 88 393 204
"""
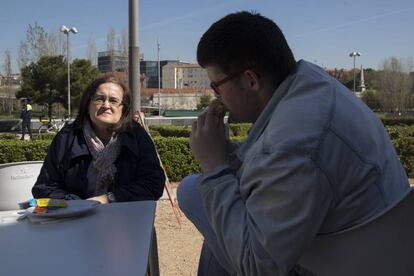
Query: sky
1 0 413 74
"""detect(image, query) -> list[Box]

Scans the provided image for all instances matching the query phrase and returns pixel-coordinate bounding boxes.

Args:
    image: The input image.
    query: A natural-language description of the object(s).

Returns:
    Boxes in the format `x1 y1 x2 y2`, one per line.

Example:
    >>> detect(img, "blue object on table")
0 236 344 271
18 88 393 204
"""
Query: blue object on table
17 198 37 209
17 200 31 210
29 198 37 207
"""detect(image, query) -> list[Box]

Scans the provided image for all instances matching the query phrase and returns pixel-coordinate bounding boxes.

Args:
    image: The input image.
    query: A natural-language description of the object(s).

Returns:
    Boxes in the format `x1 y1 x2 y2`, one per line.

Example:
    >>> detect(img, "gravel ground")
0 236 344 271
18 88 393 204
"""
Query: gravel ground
155 200 203 276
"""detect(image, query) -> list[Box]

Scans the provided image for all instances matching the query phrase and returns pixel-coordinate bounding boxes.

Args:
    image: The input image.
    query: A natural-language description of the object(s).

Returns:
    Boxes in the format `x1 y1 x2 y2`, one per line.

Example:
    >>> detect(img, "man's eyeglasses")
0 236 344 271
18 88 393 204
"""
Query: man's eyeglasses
91 95 123 107
210 71 244 94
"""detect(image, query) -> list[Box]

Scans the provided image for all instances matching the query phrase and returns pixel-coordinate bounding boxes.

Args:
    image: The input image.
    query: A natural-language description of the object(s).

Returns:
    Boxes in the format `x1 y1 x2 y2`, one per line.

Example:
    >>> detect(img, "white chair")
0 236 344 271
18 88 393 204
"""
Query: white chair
297 187 414 276
0 161 43 210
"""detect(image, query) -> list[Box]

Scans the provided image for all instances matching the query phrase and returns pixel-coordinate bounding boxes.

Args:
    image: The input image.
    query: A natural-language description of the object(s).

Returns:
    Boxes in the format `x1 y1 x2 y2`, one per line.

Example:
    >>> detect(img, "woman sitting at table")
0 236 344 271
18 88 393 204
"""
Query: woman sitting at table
32 76 165 204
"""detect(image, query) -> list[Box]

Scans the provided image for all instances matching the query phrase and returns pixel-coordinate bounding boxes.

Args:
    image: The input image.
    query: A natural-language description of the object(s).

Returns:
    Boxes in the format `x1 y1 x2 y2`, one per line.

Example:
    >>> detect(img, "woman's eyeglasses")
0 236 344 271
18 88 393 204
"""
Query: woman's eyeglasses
91 95 123 107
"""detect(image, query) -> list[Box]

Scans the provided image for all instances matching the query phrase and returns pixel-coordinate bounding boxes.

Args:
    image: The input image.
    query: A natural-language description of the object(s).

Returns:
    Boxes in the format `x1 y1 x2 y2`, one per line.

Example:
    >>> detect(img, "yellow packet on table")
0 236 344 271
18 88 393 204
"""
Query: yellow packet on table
36 198 67 208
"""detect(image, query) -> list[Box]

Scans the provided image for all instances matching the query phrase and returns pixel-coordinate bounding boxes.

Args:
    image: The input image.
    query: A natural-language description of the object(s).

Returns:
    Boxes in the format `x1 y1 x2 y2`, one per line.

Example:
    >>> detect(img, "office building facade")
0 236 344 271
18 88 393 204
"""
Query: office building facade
162 64 210 89
97 51 129 73
140 60 180 88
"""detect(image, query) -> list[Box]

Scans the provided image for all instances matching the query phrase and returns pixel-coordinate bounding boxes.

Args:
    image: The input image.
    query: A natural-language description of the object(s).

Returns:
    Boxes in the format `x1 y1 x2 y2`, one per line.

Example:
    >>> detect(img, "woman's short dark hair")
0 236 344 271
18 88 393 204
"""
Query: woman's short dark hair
197 11 297 88
74 75 132 132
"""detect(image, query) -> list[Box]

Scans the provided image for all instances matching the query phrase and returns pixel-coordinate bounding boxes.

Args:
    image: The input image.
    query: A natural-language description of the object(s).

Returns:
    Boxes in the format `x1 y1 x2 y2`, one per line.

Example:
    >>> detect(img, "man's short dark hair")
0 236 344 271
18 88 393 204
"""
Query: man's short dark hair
197 11 296 87
74 75 132 132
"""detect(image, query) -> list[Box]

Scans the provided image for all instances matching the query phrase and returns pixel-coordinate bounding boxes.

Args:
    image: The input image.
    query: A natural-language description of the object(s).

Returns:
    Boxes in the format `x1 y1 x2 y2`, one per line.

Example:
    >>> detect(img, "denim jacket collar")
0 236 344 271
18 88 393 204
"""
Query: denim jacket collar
235 61 301 161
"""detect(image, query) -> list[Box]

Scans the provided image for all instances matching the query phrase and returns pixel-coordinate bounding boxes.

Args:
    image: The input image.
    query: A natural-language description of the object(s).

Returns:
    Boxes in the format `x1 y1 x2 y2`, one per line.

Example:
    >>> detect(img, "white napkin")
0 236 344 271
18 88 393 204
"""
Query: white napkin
0 210 25 224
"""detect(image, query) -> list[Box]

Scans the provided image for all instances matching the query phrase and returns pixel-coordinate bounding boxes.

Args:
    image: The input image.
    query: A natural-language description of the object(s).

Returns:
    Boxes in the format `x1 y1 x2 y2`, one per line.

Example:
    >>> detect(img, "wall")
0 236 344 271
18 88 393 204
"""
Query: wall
152 92 203 110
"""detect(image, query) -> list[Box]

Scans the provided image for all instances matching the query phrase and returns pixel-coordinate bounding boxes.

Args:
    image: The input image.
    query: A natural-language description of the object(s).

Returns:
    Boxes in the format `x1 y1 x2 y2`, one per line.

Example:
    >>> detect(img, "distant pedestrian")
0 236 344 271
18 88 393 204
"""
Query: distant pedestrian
20 99 32 140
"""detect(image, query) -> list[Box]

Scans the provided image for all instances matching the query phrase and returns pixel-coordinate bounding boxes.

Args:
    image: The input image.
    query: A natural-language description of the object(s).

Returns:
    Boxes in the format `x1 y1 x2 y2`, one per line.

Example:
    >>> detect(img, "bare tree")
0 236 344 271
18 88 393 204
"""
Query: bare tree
17 22 49 71
377 57 413 114
17 41 30 70
3 50 13 114
25 22 48 62
3 50 12 77
106 27 116 72
46 31 65 56
406 57 414 110
117 28 128 72
18 23 67 72
86 34 97 66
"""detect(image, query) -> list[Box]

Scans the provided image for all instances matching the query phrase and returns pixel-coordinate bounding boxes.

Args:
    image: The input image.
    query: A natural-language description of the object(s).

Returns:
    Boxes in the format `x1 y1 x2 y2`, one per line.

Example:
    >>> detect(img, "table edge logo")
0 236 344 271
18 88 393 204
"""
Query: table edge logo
10 168 35 180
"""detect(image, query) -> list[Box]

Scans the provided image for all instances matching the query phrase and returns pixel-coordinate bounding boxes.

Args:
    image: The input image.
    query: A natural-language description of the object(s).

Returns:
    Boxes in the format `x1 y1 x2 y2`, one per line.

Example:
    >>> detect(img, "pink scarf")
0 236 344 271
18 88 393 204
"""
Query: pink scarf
83 120 121 189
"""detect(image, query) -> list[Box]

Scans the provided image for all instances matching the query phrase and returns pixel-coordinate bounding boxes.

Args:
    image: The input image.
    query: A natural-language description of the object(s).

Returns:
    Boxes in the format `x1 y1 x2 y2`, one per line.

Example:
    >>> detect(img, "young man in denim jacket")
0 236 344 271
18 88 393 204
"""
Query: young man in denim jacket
177 11 410 276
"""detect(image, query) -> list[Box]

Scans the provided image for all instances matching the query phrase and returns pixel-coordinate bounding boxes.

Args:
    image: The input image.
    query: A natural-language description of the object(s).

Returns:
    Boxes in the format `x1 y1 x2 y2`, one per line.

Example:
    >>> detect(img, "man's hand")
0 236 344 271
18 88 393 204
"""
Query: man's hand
87 194 108 204
190 107 227 173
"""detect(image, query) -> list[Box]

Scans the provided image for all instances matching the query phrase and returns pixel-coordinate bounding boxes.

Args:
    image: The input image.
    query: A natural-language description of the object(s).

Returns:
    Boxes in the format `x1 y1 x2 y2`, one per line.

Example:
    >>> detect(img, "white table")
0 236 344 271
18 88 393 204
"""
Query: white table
0 201 156 276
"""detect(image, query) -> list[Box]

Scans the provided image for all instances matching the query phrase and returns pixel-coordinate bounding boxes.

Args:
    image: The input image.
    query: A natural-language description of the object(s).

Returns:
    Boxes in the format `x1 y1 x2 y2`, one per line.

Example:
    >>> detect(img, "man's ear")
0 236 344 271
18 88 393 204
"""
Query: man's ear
243 70 260 90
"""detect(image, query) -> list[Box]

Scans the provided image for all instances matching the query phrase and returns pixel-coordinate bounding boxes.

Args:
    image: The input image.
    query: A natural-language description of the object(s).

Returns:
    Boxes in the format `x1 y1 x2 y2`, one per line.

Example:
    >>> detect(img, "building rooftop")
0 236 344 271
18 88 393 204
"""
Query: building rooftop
142 88 213 94
163 63 201 69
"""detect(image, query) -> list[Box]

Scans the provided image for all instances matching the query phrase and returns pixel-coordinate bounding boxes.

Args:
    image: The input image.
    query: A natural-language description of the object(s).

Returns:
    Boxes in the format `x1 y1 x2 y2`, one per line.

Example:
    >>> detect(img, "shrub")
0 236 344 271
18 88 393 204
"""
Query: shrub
153 137 200 181
148 129 161 137
381 118 414 126
0 140 49 163
149 125 192 138
36 133 57 140
148 123 252 138
0 133 20 140
229 123 251 137
386 126 414 177
0 125 413 180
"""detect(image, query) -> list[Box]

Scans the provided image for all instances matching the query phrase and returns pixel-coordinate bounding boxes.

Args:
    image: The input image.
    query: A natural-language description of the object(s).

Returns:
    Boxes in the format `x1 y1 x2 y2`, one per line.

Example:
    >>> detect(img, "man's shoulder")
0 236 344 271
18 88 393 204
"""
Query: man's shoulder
262 63 337 153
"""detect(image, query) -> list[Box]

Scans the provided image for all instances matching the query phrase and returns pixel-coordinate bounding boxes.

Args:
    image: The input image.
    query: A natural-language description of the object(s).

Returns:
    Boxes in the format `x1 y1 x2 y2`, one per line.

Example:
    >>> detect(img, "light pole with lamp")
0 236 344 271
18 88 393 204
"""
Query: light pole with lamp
60 25 78 118
157 38 161 117
349 51 361 94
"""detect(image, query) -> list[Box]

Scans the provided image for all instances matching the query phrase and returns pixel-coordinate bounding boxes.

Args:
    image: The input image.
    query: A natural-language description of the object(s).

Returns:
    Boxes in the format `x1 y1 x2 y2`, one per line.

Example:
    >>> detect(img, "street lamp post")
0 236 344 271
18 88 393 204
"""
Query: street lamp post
157 38 161 117
60 25 78 118
349 51 361 94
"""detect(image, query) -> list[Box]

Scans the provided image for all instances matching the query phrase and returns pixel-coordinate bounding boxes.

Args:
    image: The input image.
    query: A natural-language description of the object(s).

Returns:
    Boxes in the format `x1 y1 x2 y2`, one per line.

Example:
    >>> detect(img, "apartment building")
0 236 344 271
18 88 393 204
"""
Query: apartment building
162 63 210 89
140 60 180 88
97 51 129 73
97 50 181 89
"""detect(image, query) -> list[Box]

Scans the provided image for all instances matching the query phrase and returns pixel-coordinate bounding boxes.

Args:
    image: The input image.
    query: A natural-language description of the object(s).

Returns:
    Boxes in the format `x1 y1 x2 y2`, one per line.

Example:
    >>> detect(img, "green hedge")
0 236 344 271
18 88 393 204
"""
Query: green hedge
148 123 252 138
0 137 197 182
381 118 414 126
153 137 200 181
229 123 251 137
149 125 192 138
385 126 414 177
0 133 19 140
0 140 49 163
1 125 413 181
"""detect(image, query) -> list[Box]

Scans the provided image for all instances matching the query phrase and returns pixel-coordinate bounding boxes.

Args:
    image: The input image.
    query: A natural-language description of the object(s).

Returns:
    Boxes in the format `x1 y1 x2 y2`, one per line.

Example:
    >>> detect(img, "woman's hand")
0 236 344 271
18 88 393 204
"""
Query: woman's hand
190 107 227 173
87 194 109 204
